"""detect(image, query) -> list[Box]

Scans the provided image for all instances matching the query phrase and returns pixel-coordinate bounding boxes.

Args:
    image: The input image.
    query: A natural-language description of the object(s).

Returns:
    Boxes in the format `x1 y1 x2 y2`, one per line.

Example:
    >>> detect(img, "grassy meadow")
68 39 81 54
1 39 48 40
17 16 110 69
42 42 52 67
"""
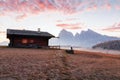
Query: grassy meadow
0 48 120 80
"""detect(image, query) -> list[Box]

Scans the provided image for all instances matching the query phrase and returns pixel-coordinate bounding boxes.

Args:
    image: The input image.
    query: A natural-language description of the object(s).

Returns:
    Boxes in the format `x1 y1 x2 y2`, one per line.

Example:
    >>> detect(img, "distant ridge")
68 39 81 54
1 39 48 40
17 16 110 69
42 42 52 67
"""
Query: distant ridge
93 40 120 50
50 29 120 48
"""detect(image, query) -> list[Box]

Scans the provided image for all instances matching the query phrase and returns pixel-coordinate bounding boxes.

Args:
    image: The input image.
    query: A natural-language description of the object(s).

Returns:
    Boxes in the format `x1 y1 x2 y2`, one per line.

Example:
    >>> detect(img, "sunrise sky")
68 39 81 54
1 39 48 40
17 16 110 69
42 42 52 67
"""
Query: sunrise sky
0 0 120 42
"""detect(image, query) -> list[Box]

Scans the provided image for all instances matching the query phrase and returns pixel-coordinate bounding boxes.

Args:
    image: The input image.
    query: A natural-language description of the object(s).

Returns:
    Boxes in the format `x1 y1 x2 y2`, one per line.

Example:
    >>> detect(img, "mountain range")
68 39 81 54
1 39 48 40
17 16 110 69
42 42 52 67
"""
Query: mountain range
49 29 120 48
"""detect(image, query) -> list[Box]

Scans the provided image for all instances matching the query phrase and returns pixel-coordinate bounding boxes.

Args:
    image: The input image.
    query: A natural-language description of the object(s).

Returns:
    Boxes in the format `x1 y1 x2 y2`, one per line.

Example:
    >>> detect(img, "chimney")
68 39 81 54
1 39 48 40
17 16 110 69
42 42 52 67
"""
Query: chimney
38 28 40 32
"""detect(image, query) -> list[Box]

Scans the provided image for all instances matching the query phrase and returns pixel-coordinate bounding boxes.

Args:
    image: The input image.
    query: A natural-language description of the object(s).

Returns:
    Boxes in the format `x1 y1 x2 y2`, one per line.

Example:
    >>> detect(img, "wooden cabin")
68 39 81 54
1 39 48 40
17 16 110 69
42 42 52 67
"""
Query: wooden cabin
7 29 54 48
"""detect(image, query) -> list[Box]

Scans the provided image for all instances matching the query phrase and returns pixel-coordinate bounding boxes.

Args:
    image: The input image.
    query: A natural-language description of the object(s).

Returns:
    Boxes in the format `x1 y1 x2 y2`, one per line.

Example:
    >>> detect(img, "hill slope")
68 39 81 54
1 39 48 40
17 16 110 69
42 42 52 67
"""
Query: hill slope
0 48 120 80
93 40 120 50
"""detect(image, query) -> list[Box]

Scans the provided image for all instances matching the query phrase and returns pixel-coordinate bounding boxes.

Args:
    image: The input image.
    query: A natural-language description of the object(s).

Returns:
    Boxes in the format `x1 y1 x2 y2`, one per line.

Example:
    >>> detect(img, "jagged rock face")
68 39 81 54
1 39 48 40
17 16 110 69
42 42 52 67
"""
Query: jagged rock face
59 29 74 40
50 29 120 48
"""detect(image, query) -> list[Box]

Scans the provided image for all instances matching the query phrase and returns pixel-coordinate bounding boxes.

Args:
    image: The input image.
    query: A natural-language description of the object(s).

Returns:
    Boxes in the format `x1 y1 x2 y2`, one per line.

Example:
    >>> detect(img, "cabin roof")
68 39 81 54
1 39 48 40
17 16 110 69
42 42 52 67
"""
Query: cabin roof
7 29 55 37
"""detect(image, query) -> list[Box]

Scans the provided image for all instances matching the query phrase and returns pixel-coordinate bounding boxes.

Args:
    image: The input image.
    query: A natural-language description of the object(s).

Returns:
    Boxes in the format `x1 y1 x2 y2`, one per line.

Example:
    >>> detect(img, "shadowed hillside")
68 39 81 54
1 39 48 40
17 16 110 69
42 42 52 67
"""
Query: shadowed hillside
0 48 120 80
93 40 120 50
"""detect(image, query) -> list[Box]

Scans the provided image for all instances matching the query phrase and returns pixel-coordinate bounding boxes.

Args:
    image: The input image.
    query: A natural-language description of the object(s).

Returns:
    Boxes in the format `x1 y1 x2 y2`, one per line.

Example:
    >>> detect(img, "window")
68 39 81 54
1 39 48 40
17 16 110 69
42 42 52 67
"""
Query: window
22 39 28 44
30 39 34 43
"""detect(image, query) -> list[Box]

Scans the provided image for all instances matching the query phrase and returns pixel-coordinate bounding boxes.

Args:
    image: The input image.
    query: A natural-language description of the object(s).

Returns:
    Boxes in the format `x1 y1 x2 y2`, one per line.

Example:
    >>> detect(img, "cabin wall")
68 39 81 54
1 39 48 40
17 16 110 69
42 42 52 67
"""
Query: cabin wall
8 36 49 48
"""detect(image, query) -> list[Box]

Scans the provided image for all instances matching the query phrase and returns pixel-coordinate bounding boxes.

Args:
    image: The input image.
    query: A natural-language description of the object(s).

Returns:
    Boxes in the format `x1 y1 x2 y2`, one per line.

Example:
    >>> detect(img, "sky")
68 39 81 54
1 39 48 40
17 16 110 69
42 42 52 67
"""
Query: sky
0 0 120 43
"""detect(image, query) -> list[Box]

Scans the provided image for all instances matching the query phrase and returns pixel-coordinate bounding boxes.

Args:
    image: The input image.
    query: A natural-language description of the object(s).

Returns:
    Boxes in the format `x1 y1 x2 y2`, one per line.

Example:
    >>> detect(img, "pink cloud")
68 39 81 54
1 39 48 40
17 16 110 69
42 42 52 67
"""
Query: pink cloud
56 20 63 22
104 3 111 10
102 23 120 32
16 14 27 21
66 18 80 22
0 0 119 17
56 23 83 30
103 27 120 31
56 18 79 23
115 5 120 10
